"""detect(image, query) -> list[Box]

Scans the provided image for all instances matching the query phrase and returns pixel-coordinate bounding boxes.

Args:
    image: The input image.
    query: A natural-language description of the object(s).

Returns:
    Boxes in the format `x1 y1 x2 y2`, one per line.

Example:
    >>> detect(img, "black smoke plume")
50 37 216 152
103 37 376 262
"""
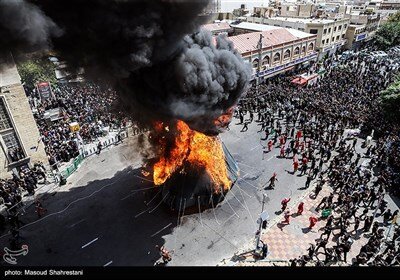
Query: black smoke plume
0 0 251 135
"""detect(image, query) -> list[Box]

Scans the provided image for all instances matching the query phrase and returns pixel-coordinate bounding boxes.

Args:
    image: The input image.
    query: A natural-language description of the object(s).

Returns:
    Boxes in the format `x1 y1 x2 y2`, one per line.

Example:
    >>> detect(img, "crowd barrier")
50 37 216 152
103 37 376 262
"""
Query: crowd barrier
58 127 149 180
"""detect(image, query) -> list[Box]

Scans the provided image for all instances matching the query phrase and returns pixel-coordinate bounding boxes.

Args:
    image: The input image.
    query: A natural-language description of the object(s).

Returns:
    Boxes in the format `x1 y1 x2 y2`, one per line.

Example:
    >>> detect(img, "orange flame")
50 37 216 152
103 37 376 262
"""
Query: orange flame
153 120 231 193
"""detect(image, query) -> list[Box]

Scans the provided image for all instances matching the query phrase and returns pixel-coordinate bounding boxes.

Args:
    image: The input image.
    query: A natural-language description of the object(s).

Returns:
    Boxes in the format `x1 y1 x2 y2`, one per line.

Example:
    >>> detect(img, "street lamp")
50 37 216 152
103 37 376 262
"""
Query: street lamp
256 34 264 95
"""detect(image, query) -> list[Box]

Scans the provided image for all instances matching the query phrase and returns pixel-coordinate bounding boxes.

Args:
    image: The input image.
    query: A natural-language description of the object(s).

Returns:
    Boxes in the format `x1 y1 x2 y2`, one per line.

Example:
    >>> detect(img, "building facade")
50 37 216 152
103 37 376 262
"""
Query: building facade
246 16 349 58
0 54 48 178
228 25 318 82
344 12 381 49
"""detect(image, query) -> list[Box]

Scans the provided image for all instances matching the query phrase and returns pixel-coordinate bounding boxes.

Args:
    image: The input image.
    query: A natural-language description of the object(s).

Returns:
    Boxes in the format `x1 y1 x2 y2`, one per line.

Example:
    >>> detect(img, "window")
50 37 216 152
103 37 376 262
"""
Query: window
322 39 325 45
294 47 300 55
326 38 330 44
310 29 318 34
273 52 281 63
344 24 347 29
262 56 270 69
323 29 327 34
252 58 259 69
3 132 25 162
0 100 12 131
328 28 331 33
334 26 337 32
3 132 20 149
308 43 314 51
336 35 340 41
302 46 306 53
332 37 335 42
283 49 291 59
0 97 25 163
338 25 342 30
342 34 345 39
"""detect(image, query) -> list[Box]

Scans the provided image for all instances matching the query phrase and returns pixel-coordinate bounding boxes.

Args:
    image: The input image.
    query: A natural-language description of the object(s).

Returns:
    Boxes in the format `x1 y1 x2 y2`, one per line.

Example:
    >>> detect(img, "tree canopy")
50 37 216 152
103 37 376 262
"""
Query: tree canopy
16 56 57 91
380 76 400 123
374 11 400 50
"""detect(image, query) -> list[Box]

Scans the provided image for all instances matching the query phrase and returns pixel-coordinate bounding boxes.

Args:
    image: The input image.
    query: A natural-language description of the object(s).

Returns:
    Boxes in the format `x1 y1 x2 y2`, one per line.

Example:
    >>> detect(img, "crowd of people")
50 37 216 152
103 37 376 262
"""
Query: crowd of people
28 82 128 167
234 49 400 266
0 163 47 233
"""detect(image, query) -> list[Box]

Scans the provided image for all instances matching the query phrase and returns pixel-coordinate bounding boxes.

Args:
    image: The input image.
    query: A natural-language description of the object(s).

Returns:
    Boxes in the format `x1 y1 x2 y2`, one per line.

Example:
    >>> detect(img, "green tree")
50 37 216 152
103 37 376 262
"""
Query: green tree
388 10 400 23
16 56 57 90
374 22 400 51
380 77 400 123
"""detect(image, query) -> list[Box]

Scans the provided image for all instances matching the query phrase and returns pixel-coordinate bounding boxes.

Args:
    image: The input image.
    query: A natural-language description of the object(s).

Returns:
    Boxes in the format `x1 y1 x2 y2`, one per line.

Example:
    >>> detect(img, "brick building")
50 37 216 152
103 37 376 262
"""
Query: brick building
0 54 48 178
228 23 317 82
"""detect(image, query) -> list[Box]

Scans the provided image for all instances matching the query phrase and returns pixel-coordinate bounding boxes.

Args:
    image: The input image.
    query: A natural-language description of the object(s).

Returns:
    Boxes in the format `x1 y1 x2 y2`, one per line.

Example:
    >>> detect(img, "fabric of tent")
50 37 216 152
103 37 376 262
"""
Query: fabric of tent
161 141 239 212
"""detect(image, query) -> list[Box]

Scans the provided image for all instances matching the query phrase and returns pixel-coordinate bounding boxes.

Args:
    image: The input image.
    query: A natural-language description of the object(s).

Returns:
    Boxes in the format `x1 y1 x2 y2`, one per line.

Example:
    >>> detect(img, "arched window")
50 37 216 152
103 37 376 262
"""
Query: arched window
294 47 300 55
301 46 306 54
283 49 291 59
252 58 259 69
262 55 270 69
273 52 281 63
308 43 314 51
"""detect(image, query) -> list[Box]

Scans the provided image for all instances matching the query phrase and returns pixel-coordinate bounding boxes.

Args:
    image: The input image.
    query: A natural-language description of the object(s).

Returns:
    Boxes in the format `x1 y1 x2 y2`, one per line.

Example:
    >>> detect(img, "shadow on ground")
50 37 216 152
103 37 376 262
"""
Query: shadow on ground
0 167 178 266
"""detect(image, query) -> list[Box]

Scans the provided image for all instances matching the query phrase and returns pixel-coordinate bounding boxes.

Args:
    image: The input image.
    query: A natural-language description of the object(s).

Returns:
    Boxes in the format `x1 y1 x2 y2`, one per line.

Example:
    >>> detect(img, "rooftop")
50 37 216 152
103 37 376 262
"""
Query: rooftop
266 16 347 24
202 22 231 32
233 22 315 39
228 28 315 54
0 59 21 88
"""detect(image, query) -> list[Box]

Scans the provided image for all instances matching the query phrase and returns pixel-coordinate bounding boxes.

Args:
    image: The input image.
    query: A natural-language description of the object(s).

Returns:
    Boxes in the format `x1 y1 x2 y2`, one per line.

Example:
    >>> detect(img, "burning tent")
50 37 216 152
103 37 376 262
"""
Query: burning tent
147 120 239 211
161 141 239 211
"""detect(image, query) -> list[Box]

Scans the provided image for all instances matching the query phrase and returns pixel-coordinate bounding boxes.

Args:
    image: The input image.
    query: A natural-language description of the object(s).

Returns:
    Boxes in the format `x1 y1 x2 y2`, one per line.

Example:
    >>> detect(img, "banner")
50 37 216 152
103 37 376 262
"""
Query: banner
37 82 53 101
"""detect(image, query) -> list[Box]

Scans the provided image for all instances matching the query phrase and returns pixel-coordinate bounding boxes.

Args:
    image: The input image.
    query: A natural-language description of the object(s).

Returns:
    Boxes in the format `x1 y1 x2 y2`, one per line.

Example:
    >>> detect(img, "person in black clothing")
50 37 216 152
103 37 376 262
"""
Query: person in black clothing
315 238 328 255
371 221 380 236
305 174 313 189
307 244 315 259
362 216 373 232
352 217 360 233
313 183 323 199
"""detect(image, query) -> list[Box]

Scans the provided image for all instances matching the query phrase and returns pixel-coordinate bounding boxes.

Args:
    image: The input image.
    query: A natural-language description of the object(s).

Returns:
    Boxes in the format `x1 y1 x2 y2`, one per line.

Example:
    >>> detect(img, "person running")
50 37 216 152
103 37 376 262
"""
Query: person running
297 202 304 215
35 198 47 218
265 173 278 190
281 197 291 212
309 216 318 229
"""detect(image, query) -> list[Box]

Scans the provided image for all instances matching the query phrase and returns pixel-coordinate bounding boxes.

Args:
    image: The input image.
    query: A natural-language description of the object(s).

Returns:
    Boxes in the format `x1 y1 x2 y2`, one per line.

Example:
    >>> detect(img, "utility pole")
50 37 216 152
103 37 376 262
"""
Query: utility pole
255 193 268 252
256 33 264 95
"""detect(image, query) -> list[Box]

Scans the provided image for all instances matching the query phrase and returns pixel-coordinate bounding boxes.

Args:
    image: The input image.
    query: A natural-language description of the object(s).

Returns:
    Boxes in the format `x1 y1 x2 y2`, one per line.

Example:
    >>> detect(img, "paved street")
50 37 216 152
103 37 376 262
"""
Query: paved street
0 119 312 266
0 120 398 266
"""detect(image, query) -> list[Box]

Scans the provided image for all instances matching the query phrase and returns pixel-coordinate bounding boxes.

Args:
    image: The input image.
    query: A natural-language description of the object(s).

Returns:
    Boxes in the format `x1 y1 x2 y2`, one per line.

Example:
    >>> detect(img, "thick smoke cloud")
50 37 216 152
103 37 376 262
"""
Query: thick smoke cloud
0 0 60 55
0 0 251 135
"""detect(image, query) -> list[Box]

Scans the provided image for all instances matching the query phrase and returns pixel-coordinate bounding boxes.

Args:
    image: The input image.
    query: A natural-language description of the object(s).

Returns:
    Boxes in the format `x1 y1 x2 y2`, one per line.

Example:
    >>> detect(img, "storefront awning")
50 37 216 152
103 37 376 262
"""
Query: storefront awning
291 77 307 86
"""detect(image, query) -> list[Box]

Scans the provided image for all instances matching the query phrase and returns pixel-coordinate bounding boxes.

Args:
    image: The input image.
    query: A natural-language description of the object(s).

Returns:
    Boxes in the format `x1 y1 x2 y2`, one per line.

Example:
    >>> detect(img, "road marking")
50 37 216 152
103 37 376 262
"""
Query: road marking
69 219 86 228
151 223 172 237
267 155 274 161
237 162 258 170
250 145 259 151
120 192 136 201
81 237 99 249
103 260 113 267
134 208 149 218
237 179 258 190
